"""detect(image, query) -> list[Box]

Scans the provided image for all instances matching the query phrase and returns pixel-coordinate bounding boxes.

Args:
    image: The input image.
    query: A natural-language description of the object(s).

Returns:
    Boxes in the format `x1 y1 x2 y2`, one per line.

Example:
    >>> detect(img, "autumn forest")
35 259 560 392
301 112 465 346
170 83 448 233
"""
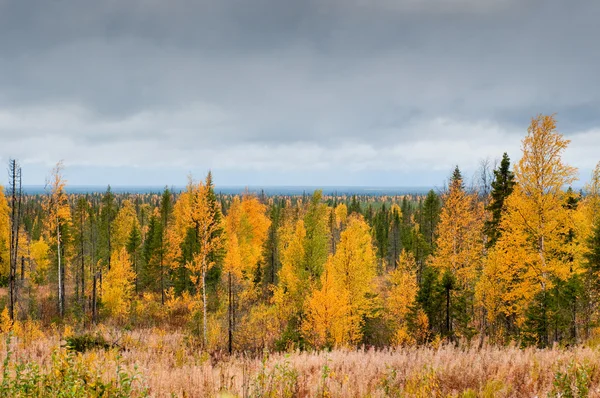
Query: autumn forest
2 114 600 396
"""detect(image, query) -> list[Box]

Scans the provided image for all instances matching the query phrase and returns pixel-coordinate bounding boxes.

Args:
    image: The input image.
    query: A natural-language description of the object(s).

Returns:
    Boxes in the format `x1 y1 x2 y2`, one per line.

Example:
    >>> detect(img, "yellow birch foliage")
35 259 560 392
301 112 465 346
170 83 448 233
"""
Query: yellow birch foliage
185 182 223 291
492 114 578 324
224 196 271 277
272 218 307 329
184 177 224 345
476 246 521 324
430 174 484 287
303 215 377 347
43 161 71 240
224 233 242 278
30 238 51 283
223 196 271 347
386 250 418 345
103 248 135 319
168 188 194 269
334 203 348 230
112 200 140 251
302 262 351 348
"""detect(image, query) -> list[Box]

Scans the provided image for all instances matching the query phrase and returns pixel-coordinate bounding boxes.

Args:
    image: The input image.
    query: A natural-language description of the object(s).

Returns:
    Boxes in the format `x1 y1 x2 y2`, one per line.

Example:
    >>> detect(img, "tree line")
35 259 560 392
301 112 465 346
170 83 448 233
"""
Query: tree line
1 114 600 350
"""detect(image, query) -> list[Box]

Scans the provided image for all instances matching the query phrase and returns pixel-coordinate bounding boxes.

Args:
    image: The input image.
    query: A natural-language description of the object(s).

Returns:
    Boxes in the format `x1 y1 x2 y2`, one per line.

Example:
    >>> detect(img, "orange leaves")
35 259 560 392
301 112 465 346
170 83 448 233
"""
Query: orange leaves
430 173 484 288
385 250 418 346
387 251 418 320
302 215 377 348
302 263 353 348
224 196 271 277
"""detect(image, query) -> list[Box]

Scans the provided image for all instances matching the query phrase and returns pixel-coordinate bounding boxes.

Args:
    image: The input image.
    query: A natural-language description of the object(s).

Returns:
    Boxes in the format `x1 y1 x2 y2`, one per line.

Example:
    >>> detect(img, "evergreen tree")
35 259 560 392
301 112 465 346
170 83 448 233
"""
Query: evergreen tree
484 153 516 248
387 205 403 269
451 166 463 189
142 213 161 291
73 197 89 307
348 195 361 215
127 223 142 293
373 204 389 266
159 187 173 304
417 265 445 336
585 221 600 292
264 200 283 288
421 190 441 251
100 186 117 270
204 172 225 293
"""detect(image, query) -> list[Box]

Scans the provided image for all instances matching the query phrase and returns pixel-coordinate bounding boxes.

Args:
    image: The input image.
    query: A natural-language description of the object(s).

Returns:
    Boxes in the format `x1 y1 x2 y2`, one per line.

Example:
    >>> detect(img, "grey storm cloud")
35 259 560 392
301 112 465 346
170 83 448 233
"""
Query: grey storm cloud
0 0 599 185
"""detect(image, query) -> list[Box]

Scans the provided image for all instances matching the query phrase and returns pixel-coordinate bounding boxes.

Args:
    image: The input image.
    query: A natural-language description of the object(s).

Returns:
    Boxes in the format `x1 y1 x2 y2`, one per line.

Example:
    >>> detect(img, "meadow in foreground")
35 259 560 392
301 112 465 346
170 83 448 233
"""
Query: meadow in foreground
1 324 599 397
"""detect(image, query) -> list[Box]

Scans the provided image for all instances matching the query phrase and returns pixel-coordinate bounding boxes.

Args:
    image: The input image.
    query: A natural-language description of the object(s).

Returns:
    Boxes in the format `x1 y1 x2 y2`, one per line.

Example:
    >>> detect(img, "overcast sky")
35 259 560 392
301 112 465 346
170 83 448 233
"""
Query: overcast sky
0 0 599 187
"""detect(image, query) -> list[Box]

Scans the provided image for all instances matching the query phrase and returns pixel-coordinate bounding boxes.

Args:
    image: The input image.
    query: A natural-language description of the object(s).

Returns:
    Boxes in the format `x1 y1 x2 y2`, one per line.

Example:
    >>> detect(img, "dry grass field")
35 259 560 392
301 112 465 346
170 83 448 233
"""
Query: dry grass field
1 324 600 397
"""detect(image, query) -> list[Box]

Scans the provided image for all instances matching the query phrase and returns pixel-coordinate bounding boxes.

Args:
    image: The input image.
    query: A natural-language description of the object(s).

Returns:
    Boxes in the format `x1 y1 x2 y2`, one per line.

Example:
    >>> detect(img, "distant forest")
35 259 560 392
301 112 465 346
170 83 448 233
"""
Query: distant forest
1 114 599 351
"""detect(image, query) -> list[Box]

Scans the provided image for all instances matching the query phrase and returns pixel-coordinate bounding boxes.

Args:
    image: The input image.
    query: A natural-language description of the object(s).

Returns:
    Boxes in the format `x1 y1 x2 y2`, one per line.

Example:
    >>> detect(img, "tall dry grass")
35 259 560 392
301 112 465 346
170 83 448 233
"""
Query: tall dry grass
1 325 600 397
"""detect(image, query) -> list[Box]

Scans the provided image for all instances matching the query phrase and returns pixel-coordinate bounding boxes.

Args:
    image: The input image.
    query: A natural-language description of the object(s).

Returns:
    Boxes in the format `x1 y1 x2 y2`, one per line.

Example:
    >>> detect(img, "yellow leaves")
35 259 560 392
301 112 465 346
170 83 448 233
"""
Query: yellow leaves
430 174 483 287
224 196 271 277
483 115 583 329
302 215 377 348
302 264 354 348
42 161 71 243
224 233 243 278
390 203 402 220
0 307 12 333
184 180 223 283
334 203 348 229
102 248 135 320
235 303 281 351
63 325 74 338
329 215 377 308
393 326 414 346
386 250 418 341
515 115 577 198
31 238 51 283
476 246 527 323
273 219 307 324
56 206 71 221
0 308 45 347
112 199 140 251
280 220 306 279
413 309 431 344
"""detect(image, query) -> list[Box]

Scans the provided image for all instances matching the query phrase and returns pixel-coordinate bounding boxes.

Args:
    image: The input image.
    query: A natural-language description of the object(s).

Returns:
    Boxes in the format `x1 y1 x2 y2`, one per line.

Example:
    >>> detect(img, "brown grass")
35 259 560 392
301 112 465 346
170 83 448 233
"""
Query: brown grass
2 326 600 397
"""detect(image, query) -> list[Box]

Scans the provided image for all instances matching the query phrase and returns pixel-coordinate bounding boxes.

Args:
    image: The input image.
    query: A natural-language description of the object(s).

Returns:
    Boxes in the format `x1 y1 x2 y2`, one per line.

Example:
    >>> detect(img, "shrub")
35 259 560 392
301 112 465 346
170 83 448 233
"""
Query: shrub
0 333 148 397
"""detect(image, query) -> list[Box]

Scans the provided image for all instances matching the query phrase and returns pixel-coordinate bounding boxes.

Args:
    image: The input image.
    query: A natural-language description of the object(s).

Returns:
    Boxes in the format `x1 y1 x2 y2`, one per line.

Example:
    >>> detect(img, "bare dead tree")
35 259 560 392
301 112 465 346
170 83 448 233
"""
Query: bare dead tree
475 157 497 202
8 159 22 320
